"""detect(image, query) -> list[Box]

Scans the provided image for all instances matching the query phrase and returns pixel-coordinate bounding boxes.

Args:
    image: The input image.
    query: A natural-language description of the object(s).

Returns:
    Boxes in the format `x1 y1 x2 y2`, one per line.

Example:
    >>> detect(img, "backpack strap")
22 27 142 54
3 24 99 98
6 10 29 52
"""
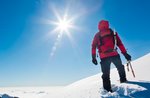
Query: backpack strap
99 34 104 46
113 30 117 50
110 29 117 50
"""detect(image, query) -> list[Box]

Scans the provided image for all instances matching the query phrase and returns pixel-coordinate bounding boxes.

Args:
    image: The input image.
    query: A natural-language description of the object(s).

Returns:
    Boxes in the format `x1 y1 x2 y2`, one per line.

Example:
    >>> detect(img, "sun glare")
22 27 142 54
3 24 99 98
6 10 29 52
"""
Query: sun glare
57 17 71 33
49 14 74 35
48 7 79 57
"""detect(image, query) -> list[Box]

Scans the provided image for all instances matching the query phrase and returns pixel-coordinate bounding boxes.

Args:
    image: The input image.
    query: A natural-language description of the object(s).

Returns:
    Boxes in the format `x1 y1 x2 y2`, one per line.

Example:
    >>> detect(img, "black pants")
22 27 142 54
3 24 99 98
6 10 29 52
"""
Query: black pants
100 55 126 91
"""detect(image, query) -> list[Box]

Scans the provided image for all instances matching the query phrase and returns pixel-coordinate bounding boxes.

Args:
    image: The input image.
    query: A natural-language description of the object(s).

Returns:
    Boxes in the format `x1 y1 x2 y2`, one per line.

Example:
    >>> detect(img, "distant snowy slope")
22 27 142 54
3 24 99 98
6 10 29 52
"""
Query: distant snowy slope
1 53 150 98
0 87 64 98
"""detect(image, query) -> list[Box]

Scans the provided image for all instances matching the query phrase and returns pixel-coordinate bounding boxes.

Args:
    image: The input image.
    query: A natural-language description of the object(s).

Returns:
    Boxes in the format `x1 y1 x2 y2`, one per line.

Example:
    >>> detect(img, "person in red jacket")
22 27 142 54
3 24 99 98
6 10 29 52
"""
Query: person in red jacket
91 20 131 92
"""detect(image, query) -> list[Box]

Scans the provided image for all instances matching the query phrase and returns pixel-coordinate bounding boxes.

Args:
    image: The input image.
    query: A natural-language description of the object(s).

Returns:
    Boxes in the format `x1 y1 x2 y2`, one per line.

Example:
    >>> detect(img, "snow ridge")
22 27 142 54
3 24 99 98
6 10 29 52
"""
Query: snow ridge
1 53 150 98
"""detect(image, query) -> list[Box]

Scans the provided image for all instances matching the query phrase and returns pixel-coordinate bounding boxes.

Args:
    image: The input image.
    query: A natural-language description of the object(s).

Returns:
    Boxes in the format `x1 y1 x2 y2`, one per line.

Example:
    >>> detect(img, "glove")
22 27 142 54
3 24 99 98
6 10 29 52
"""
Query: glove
123 52 131 61
92 54 98 65
92 58 98 65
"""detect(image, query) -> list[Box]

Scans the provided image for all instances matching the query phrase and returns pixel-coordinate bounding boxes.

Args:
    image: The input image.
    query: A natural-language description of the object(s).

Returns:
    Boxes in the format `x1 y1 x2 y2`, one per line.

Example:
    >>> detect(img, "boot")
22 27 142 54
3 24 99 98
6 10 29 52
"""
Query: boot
103 79 112 92
120 78 127 83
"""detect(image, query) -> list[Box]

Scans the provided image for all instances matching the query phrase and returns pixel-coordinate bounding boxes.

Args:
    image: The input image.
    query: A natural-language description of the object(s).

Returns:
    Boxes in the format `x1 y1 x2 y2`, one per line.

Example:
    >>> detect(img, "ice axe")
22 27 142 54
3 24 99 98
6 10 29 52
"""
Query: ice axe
126 61 135 78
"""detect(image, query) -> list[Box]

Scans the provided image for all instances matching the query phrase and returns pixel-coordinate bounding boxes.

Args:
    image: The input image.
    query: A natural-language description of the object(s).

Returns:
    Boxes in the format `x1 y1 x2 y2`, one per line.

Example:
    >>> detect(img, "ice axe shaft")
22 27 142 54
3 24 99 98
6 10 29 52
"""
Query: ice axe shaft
127 61 135 78
126 63 129 71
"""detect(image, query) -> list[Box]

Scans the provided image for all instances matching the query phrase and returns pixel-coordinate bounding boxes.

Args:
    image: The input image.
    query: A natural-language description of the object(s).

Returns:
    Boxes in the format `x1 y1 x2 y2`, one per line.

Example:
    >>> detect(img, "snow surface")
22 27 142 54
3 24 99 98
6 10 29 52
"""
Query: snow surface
1 53 150 98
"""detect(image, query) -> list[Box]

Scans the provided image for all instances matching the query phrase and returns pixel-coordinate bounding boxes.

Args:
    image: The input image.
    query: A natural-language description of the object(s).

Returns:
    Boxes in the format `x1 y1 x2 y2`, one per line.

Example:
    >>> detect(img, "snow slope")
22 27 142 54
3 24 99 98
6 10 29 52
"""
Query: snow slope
44 53 150 98
1 53 150 98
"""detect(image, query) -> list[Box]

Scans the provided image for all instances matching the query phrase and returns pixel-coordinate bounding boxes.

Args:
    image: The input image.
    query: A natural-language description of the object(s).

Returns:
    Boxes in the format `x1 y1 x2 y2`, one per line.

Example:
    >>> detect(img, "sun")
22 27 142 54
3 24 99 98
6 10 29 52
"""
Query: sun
47 7 79 57
49 11 75 35
56 16 72 33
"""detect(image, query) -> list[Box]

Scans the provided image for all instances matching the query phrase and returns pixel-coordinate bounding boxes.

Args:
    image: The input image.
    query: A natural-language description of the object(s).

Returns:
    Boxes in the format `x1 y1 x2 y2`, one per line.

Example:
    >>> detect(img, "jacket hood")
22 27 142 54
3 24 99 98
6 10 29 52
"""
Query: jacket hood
98 20 109 31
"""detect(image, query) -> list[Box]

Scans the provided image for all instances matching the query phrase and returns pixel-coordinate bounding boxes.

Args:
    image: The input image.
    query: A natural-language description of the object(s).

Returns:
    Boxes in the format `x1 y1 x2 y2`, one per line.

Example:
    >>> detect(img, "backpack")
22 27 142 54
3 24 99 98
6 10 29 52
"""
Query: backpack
98 28 117 53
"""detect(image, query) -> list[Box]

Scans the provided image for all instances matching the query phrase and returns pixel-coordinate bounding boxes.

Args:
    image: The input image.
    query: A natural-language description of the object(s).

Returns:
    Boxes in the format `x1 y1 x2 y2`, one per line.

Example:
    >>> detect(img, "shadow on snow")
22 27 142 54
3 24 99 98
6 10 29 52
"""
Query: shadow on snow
127 81 150 98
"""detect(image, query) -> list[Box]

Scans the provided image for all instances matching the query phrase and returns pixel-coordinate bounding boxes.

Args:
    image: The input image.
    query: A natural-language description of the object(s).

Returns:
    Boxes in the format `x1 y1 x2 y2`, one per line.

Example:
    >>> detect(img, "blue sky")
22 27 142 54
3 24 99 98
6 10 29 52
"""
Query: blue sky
0 0 150 86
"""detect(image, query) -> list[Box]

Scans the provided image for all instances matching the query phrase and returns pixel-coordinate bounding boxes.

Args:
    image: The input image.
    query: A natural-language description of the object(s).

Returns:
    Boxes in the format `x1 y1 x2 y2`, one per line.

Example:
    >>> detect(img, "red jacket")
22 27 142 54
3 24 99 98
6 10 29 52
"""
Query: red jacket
91 20 126 59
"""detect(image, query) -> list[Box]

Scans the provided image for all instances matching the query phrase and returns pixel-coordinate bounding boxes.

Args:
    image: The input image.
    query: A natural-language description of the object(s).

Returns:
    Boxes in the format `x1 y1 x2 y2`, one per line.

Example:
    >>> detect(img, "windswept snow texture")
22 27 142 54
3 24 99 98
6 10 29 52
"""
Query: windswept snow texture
1 53 150 98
